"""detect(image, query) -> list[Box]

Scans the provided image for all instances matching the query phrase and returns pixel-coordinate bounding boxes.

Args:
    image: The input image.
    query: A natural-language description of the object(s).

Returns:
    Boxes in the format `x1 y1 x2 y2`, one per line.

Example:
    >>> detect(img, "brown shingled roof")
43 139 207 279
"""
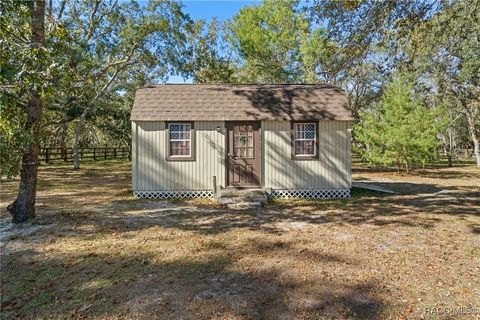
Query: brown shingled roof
130 84 352 121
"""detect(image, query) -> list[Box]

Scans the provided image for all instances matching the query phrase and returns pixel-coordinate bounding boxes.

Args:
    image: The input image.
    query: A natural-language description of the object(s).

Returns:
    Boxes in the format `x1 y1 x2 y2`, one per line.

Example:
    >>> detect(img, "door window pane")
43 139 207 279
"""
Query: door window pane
233 125 253 158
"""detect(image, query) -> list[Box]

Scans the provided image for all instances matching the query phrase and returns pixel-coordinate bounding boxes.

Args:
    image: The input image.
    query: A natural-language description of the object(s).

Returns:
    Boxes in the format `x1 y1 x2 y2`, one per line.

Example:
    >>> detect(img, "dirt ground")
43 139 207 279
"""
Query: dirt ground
1 160 479 319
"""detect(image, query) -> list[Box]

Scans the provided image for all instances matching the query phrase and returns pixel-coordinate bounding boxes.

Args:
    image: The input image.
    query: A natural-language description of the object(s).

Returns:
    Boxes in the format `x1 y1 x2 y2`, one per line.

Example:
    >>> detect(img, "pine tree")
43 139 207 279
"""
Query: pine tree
355 76 446 172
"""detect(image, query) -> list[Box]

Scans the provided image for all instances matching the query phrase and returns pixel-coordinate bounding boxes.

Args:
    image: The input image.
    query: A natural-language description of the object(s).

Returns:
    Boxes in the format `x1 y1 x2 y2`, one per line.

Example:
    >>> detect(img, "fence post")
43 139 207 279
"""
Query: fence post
45 148 49 163
114 148 117 158
104 148 107 160
63 148 67 162
93 148 96 160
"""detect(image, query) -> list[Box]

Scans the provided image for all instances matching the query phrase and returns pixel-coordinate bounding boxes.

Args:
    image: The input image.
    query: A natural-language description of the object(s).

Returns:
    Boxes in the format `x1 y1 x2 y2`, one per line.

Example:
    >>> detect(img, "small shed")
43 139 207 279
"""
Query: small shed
130 84 352 199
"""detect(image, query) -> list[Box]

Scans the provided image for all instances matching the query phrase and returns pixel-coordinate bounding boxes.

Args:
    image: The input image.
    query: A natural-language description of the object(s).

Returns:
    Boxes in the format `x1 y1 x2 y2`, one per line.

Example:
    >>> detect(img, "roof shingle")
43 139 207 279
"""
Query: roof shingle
130 84 352 121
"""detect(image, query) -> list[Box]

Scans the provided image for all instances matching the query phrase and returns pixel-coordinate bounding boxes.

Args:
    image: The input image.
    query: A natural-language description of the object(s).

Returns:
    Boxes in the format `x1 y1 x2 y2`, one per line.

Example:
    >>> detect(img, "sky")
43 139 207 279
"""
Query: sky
181 0 258 21
167 0 259 83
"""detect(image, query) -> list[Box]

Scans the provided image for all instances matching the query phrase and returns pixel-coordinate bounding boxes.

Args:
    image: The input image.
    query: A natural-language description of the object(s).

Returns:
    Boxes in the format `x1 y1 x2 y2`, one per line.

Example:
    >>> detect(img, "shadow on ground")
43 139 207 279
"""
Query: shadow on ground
1 240 384 319
33 182 478 238
1 161 479 319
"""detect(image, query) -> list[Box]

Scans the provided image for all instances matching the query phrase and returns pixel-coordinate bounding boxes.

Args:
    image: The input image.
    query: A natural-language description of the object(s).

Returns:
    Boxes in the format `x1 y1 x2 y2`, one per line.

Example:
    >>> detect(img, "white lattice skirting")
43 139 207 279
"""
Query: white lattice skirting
133 190 214 199
270 189 350 199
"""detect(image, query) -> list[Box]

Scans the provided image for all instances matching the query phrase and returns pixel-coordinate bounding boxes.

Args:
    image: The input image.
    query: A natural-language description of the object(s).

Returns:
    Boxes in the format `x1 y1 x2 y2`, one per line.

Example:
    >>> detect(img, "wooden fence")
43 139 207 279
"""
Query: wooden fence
39 147 130 163
352 148 475 165
40 147 472 164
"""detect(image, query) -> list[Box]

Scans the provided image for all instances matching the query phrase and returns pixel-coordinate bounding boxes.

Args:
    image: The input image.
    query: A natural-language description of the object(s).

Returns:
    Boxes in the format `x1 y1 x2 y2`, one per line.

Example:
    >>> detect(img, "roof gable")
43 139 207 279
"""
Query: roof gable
131 84 352 121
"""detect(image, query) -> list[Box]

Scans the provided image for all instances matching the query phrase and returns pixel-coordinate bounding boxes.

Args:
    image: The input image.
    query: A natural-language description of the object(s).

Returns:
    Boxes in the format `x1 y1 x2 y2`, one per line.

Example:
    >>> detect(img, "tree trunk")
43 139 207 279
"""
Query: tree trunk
464 106 480 167
61 122 68 162
447 154 453 167
69 53 124 170
447 128 454 167
8 0 45 223
72 109 89 170
71 67 120 170
467 116 480 166
440 133 453 167
8 94 42 223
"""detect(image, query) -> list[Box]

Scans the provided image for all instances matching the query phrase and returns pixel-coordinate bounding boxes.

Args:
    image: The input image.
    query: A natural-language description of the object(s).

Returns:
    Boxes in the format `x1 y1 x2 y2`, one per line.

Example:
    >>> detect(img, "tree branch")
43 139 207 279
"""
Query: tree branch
57 0 66 20
84 0 118 44
84 0 101 43
93 40 141 79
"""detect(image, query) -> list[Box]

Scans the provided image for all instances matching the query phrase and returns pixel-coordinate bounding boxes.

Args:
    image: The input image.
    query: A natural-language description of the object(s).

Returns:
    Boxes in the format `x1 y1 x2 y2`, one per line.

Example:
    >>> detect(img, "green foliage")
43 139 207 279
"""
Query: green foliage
406 0 480 162
1 0 193 176
181 19 237 83
355 76 447 171
0 99 29 178
310 0 478 165
300 28 339 83
228 0 308 83
0 0 44 178
2 0 478 176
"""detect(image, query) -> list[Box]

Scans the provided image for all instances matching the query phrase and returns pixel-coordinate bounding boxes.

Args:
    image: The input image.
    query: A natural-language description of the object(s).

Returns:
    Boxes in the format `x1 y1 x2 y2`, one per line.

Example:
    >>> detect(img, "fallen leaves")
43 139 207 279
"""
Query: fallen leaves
1 162 479 319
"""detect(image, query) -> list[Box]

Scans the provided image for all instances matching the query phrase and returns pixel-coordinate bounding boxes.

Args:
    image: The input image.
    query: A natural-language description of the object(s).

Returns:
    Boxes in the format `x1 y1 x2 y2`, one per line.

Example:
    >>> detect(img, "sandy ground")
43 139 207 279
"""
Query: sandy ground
0 160 479 319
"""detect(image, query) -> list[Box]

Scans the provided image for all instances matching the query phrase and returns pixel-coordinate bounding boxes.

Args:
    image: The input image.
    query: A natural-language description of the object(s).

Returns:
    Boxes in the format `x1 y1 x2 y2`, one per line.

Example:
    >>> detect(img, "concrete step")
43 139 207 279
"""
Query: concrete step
226 201 263 210
219 188 268 209
218 197 236 205
219 196 267 203
220 189 265 198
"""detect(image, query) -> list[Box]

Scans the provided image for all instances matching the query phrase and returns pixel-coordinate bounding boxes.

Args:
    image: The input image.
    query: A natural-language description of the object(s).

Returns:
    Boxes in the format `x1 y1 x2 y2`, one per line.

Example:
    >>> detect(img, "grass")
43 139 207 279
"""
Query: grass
1 160 479 319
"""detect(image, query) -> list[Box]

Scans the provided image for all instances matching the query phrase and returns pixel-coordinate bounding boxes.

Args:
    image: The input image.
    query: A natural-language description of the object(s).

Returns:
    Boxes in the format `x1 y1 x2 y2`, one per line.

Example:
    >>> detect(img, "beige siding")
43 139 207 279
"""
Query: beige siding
132 121 225 191
132 120 351 191
263 120 351 189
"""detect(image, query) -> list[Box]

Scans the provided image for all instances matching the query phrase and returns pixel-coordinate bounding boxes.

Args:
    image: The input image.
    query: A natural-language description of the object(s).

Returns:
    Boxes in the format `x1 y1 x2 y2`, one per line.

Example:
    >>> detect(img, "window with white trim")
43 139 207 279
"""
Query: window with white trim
293 122 317 156
168 123 191 157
